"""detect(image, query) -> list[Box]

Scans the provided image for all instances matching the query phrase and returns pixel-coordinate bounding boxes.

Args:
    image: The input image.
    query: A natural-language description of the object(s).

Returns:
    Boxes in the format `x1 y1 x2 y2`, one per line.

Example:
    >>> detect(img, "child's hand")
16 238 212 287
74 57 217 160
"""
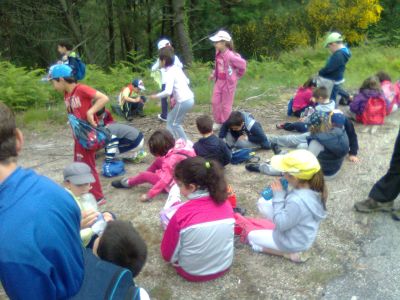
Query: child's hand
102 212 114 222
140 193 150 202
348 155 359 163
81 209 99 229
148 95 157 100
208 74 214 81
270 179 283 192
86 110 97 127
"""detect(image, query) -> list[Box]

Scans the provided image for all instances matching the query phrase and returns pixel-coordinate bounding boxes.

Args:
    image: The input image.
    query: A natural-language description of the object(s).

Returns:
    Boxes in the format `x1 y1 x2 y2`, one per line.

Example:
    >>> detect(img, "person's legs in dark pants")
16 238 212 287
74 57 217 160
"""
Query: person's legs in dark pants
160 84 168 120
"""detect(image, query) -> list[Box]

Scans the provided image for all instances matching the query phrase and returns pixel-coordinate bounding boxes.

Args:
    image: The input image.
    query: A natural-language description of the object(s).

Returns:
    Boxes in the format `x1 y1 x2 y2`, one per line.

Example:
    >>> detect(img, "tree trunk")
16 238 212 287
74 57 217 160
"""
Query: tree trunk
146 0 153 57
58 0 92 62
106 0 115 64
171 0 193 65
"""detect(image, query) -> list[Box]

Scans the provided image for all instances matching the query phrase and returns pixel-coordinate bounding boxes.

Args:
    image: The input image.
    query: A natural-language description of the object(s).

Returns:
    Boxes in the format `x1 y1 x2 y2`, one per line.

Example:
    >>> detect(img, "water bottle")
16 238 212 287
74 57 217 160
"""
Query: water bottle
80 193 107 235
261 178 289 200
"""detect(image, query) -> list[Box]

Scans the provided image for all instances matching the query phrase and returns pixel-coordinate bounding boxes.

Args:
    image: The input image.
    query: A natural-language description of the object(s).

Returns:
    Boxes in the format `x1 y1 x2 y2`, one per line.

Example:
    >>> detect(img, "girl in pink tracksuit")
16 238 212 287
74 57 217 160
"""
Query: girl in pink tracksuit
209 30 247 128
111 129 196 201
161 156 235 282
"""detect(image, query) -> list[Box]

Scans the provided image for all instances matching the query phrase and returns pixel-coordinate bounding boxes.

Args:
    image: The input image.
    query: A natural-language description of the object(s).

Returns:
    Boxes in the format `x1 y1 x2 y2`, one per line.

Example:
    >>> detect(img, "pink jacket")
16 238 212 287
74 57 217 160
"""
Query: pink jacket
292 87 314 111
213 49 246 87
146 139 196 199
161 194 234 281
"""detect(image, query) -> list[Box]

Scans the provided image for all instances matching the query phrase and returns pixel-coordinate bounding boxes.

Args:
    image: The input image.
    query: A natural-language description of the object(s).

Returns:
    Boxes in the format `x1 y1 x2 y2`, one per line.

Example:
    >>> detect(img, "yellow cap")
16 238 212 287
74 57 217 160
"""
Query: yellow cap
270 149 321 180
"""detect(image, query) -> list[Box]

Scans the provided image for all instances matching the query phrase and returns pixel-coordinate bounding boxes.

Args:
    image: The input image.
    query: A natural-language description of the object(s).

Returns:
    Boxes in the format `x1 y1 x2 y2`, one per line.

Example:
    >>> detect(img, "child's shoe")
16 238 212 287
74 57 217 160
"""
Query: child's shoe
245 163 260 173
111 178 130 189
123 150 148 164
158 114 167 122
276 123 285 129
354 198 393 213
271 143 282 155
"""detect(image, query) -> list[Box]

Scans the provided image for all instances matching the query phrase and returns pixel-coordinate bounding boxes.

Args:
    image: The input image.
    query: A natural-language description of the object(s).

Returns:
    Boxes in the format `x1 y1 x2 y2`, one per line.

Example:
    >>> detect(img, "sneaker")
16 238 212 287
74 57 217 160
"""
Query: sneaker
123 150 148 164
212 123 222 131
271 143 282 155
245 163 260 173
158 114 167 122
392 209 400 221
354 198 394 213
111 178 130 189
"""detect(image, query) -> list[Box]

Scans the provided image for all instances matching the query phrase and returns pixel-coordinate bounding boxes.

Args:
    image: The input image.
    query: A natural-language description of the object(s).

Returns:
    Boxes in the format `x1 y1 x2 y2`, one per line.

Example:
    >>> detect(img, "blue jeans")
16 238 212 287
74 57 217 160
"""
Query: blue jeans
167 98 194 141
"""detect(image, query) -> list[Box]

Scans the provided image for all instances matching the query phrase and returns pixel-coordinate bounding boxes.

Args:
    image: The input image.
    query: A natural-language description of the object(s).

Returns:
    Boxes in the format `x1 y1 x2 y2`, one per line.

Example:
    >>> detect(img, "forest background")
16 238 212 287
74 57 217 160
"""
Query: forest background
0 0 399 117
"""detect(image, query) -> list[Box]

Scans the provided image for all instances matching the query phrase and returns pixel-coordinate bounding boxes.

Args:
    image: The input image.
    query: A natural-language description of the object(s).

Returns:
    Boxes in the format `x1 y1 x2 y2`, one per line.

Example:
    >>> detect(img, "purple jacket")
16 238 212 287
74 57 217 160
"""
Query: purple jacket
350 89 385 115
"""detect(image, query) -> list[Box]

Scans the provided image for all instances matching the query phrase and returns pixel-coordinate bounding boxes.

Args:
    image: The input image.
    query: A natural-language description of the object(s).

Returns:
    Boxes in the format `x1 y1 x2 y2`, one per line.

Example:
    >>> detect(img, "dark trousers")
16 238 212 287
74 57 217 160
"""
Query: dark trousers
160 83 168 119
122 101 144 120
369 127 400 203
282 122 308 133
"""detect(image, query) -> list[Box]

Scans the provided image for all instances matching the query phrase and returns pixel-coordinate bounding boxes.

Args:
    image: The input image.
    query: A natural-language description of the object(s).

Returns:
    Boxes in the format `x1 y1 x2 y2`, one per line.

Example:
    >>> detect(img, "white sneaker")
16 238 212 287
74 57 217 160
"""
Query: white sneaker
158 114 167 122
212 123 222 131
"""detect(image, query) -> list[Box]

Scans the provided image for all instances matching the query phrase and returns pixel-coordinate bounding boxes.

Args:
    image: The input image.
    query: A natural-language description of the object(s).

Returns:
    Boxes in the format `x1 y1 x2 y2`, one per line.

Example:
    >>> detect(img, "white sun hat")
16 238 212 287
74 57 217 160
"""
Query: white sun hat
209 30 232 42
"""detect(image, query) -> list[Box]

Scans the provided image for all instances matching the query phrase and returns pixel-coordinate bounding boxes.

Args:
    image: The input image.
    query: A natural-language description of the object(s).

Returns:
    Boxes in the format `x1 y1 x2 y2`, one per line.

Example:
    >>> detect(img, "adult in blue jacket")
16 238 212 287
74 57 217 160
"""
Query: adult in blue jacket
319 32 352 103
0 102 84 300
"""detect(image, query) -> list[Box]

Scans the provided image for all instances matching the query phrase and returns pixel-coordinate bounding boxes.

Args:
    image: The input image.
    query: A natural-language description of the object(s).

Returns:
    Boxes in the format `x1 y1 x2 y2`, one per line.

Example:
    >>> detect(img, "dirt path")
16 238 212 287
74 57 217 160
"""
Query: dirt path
6 99 400 300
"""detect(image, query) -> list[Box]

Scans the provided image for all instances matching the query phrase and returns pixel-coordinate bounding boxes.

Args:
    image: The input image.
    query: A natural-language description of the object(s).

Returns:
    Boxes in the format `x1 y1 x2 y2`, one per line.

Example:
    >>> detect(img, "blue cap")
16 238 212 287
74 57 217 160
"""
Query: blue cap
330 112 346 127
48 64 73 80
132 79 146 90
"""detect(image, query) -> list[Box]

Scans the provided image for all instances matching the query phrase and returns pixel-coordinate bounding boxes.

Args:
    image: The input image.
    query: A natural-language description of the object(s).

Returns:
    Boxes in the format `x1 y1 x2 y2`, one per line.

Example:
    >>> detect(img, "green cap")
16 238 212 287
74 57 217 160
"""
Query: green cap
324 32 344 47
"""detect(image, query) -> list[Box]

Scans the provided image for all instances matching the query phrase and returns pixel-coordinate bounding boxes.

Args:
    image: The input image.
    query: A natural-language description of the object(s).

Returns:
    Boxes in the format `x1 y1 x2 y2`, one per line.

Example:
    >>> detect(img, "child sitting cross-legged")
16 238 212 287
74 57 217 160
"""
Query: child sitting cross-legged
63 162 115 248
161 156 235 281
111 129 196 201
248 149 327 263
288 77 317 117
219 111 281 154
194 115 231 166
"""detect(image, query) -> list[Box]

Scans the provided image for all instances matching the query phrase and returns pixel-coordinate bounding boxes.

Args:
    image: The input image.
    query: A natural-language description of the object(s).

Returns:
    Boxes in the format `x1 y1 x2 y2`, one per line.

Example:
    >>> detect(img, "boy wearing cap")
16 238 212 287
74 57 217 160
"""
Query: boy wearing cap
209 30 247 130
151 39 184 122
49 64 109 203
319 32 352 104
0 102 84 299
118 79 147 121
63 162 114 248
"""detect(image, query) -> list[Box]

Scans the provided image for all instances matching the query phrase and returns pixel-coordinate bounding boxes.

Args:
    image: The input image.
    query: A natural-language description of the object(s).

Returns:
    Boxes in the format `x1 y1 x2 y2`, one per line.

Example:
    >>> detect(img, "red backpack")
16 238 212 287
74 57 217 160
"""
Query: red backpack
356 97 387 125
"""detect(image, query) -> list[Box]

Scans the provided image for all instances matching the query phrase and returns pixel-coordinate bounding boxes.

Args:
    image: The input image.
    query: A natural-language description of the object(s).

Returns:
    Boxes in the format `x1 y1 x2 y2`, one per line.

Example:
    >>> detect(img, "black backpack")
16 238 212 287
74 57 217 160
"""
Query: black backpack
72 249 140 300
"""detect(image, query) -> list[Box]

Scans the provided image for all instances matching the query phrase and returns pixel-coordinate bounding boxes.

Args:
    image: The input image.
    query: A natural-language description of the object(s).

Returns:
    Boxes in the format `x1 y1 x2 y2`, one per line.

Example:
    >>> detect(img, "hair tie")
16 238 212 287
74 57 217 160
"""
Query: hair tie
205 161 211 169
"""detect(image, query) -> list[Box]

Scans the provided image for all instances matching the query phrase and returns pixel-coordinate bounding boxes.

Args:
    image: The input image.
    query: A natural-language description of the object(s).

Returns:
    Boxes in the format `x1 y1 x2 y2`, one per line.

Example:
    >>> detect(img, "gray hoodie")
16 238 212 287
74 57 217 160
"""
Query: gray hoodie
272 188 326 253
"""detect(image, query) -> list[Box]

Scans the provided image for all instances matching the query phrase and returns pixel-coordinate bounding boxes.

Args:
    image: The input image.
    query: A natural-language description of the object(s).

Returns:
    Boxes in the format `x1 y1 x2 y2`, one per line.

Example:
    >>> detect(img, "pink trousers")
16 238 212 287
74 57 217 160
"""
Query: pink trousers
212 80 237 124
127 171 160 187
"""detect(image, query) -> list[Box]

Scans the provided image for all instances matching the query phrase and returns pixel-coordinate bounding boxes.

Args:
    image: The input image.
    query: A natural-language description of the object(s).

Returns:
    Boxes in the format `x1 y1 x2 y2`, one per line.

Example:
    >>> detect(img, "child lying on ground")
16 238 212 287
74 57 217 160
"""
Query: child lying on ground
248 149 327 263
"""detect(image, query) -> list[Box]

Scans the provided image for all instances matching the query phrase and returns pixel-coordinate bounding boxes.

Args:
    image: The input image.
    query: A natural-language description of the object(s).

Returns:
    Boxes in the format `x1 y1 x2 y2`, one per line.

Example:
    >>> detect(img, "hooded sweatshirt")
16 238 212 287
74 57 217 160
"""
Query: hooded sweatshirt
194 134 232 166
308 127 350 176
319 47 351 83
350 89 385 115
0 167 84 300
272 188 326 253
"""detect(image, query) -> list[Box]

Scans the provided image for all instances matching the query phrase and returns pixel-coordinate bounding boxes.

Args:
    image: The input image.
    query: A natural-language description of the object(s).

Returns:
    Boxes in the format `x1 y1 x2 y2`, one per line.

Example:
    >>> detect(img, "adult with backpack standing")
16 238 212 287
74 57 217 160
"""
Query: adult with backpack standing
57 41 86 81
318 32 351 105
49 64 109 204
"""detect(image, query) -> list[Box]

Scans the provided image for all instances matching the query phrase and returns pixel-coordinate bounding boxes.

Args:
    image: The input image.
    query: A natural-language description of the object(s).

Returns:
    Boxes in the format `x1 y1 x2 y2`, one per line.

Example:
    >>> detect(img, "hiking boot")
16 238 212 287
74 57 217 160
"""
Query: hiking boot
271 143 282 155
245 163 260 173
123 150 147 164
158 114 167 122
354 198 394 213
111 178 130 189
392 209 400 221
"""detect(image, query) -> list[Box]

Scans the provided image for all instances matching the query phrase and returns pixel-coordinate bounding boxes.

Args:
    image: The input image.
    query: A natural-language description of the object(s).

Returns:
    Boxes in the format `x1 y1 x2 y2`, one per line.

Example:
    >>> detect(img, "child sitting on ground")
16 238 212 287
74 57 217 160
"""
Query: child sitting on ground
63 162 114 248
161 156 235 281
219 111 280 153
116 79 147 121
349 76 387 121
288 77 317 117
194 115 231 166
111 129 196 202
277 86 335 133
92 220 147 278
249 149 327 263
376 71 399 114
102 122 146 163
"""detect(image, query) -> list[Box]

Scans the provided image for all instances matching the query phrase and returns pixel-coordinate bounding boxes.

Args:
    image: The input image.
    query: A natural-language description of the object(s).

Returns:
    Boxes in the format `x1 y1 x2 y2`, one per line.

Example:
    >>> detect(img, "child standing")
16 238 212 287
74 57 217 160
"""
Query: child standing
149 48 194 141
117 79 146 121
209 30 247 130
194 115 231 166
249 150 327 262
111 129 196 202
151 39 184 122
161 156 235 281
49 64 109 203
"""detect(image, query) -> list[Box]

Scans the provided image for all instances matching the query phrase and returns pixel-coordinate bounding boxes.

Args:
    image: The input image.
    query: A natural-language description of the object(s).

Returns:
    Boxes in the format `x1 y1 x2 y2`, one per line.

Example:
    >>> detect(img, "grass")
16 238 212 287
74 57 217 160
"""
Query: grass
14 44 400 127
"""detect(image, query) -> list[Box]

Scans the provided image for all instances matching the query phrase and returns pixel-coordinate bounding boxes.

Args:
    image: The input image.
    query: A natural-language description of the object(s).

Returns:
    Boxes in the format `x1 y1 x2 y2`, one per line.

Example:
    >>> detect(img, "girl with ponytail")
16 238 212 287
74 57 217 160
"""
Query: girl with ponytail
161 156 235 282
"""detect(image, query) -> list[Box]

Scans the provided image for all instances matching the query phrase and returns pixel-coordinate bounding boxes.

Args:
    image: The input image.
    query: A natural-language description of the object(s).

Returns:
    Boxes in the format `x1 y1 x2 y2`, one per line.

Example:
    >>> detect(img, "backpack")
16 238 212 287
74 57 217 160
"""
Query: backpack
72 249 140 300
102 160 126 177
356 97 386 125
68 54 86 81
230 148 260 165
68 114 111 151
